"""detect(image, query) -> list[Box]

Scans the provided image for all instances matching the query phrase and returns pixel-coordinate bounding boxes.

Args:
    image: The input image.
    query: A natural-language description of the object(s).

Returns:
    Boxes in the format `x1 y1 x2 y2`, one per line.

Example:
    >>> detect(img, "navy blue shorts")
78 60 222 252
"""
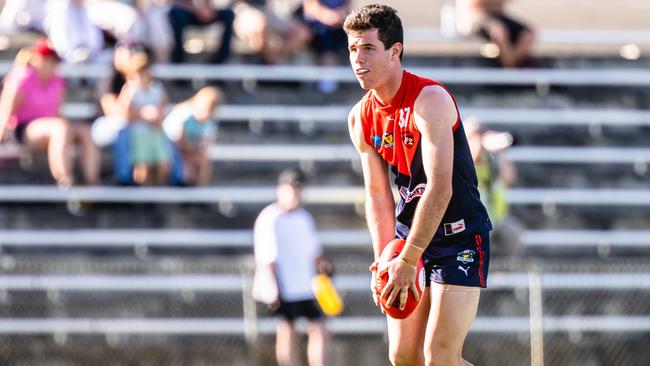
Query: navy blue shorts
422 232 490 288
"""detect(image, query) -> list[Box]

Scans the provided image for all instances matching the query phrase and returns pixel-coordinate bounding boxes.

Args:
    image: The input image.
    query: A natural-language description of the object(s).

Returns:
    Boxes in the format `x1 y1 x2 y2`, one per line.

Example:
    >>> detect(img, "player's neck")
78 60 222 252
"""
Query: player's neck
372 69 404 106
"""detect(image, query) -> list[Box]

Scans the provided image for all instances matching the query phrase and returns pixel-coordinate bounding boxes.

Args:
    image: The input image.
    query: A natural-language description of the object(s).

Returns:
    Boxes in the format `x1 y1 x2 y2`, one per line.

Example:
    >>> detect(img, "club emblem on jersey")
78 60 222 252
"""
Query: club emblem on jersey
399 183 426 203
382 132 394 148
371 135 382 148
402 131 415 148
456 249 475 264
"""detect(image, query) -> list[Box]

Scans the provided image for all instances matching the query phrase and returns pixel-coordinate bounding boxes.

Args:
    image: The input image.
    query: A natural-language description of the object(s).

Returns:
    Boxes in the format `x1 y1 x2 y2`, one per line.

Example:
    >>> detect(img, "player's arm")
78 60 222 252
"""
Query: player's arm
398 85 457 266
347 102 395 261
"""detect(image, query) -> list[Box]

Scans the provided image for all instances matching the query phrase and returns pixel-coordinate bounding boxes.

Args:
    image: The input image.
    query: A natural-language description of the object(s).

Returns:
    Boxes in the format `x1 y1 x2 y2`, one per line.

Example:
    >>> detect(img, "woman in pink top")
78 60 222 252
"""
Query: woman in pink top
0 39 100 187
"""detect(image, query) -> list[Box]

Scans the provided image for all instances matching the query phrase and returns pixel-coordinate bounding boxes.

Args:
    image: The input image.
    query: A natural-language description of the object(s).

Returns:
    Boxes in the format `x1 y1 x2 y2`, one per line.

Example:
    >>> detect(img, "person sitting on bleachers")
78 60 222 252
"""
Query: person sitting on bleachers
233 0 311 64
91 42 138 148
456 0 535 68
0 0 46 34
86 0 174 63
0 39 101 187
163 86 221 186
465 117 523 257
117 49 172 185
168 0 235 64
42 0 106 64
302 0 349 93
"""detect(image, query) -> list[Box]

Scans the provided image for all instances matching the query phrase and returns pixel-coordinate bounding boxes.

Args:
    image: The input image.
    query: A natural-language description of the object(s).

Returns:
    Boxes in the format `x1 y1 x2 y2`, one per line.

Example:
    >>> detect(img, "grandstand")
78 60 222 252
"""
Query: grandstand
0 0 649 365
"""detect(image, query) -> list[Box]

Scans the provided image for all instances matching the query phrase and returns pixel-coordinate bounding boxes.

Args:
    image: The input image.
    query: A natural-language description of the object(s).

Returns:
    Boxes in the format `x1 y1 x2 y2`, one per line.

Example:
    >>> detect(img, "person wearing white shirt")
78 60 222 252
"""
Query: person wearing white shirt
253 168 331 366
43 0 104 64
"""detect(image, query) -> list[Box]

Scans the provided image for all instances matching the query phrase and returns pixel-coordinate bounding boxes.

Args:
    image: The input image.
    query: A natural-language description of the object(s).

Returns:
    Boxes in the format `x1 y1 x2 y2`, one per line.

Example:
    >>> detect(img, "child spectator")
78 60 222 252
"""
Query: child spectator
118 49 171 185
0 39 100 187
163 86 221 186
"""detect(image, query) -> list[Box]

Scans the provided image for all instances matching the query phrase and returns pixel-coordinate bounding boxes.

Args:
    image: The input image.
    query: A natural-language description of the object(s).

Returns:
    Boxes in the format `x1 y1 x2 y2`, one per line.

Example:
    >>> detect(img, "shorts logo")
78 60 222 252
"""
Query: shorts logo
399 183 427 203
371 135 382 148
382 132 394 148
402 131 415 148
444 219 466 236
456 249 475 264
458 265 470 276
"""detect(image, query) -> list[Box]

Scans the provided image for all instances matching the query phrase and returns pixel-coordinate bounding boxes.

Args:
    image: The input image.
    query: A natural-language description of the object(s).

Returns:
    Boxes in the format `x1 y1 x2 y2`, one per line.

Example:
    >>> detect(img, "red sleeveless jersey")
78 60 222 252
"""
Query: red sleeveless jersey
358 71 491 245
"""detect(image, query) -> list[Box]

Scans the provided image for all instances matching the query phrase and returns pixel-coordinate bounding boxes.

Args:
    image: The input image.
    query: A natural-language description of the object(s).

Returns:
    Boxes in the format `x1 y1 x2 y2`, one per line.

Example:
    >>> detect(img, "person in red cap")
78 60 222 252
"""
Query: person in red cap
0 39 100 187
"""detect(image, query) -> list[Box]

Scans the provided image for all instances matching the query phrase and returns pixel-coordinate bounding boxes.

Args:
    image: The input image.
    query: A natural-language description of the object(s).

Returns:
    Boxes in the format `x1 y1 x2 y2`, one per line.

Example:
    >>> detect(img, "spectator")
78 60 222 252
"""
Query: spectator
0 39 100 187
0 0 47 34
465 117 523 256
252 168 331 366
42 0 105 64
168 0 235 63
302 0 349 93
233 0 311 64
118 49 171 185
91 43 136 148
86 0 174 63
163 86 221 186
456 0 535 68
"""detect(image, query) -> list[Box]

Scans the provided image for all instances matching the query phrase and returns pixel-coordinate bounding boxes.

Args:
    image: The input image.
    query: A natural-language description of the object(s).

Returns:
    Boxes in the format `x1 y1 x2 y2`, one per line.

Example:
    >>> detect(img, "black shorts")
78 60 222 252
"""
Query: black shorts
478 12 529 44
14 123 29 143
275 299 323 322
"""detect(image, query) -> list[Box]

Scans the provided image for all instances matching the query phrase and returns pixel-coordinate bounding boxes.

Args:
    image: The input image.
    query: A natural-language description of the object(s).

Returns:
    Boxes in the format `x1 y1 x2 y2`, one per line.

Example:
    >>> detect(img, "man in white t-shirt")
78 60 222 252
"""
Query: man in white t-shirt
253 169 330 366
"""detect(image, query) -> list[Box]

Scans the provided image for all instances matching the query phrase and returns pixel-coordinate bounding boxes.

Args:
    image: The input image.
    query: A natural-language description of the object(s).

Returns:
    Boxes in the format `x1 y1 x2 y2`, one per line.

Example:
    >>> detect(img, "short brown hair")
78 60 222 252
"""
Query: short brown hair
343 4 403 61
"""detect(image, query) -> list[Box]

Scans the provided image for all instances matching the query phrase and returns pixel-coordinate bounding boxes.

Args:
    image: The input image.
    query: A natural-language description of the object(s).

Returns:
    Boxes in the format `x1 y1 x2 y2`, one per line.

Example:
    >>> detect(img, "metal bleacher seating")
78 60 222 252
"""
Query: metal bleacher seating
1 3 649 362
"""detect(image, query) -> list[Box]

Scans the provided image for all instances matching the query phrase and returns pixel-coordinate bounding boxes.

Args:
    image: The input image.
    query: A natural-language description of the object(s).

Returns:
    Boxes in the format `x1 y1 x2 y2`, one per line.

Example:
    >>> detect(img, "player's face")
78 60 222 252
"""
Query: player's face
348 29 399 90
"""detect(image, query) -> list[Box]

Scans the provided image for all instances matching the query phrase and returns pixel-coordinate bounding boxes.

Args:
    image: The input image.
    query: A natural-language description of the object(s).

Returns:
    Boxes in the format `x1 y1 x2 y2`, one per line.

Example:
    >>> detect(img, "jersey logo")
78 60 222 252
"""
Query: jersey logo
398 107 411 128
399 183 426 203
402 131 415 148
382 132 394 148
445 219 466 236
371 135 382 148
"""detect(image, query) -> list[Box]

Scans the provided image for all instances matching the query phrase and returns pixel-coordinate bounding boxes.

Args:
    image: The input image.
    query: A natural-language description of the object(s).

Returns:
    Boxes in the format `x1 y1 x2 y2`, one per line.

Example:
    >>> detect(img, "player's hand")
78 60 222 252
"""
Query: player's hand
379 257 419 310
368 261 383 313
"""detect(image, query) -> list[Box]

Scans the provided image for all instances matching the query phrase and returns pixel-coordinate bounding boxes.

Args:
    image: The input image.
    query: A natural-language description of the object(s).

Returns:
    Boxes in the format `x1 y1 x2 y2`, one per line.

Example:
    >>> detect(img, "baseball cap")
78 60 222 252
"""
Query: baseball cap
32 39 60 62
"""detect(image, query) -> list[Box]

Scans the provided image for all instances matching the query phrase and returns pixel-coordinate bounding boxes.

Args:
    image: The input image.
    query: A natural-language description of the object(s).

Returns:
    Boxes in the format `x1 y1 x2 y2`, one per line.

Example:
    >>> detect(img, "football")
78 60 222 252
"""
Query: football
376 238 426 319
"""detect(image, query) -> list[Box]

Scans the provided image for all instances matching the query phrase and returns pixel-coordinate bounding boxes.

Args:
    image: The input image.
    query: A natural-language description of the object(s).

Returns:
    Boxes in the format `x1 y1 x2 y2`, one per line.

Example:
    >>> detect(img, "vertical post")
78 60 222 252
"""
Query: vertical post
241 264 262 365
242 268 258 345
529 268 544 366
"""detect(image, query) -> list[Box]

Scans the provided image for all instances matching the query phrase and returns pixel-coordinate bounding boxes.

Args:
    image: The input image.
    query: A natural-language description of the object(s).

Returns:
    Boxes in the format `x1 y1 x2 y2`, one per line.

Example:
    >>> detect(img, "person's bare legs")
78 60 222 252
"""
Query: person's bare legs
195 151 212 186
133 164 150 185
24 117 73 187
276 320 299 366
423 283 480 366
71 123 101 184
307 320 328 366
277 22 311 61
155 161 171 185
386 287 431 366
